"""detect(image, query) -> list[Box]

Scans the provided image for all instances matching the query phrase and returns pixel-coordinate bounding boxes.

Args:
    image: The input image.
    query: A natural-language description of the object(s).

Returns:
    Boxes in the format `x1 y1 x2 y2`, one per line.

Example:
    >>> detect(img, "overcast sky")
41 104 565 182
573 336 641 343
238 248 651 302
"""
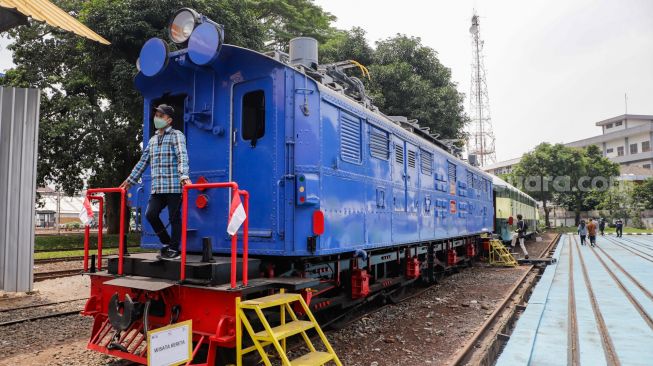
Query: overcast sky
1 1 651 163
314 0 653 162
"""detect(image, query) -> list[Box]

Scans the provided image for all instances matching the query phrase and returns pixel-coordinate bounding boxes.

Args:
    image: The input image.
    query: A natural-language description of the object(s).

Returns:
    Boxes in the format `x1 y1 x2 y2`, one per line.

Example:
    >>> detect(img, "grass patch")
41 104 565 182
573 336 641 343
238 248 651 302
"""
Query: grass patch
35 233 141 251
34 247 154 260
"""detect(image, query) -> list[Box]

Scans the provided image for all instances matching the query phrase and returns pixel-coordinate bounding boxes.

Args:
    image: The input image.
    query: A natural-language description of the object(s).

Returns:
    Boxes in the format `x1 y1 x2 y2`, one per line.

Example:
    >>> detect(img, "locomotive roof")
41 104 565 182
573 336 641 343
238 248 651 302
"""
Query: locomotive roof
135 43 492 182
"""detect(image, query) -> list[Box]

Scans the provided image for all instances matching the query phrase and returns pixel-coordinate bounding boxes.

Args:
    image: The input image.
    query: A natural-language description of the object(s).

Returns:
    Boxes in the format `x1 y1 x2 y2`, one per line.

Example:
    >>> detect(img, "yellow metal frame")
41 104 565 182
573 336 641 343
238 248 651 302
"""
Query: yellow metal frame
489 239 518 267
236 289 342 366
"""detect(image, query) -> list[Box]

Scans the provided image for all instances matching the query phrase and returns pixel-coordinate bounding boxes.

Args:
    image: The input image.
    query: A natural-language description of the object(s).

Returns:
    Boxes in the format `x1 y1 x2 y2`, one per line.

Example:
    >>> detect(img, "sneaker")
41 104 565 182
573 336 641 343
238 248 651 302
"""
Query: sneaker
164 249 181 260
159 245 170 256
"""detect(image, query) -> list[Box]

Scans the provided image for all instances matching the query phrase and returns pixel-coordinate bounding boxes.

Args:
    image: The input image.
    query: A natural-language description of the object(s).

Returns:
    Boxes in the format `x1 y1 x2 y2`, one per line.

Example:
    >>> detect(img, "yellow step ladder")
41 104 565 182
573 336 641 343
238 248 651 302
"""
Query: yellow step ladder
489 239 518 267
236 289 342 366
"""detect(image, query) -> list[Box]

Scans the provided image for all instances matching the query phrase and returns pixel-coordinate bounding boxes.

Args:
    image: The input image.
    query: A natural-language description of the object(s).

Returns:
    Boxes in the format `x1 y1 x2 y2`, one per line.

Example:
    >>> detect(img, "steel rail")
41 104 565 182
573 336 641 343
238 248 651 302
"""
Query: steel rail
571 235 621 366
0 309 81 327
0 298 86 312
567 235 580 366
447 232 561 366
587 244 653 330
594 244 653 301
33 269 82 282
604 236 653 263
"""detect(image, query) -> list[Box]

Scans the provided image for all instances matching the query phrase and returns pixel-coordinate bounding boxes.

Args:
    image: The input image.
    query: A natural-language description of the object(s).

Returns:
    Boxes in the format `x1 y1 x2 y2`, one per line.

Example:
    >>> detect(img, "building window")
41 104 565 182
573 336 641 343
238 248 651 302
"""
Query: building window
617 146 624 156
630 143 638 154
605 123 613 129
643 164 651 169
242 90 265 144
615 121 623 126
643 141 651 152
606 148 614 154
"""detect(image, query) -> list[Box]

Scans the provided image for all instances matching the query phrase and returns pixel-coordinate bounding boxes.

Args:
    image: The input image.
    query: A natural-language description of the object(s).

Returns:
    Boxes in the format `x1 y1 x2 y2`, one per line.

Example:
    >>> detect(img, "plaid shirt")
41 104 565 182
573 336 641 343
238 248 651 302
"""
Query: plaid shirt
127 127 189 194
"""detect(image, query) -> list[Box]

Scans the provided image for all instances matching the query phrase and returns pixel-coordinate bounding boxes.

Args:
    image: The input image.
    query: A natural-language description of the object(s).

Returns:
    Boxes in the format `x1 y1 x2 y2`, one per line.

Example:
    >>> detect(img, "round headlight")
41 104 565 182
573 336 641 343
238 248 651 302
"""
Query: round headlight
169 8 200 44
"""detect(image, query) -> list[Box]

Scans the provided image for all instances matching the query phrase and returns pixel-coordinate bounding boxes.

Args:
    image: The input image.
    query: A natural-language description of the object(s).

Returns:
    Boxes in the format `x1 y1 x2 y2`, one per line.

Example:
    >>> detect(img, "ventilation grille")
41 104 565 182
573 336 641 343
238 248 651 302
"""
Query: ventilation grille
340 113 362 163
421 150 433 175
395 143 404 165
407 150 416 168
370 127 389 160
448 162 456 182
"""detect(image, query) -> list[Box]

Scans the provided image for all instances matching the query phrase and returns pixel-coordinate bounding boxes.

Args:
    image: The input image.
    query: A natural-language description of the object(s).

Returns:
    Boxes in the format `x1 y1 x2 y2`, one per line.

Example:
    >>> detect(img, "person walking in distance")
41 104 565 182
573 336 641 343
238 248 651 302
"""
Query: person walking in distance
578 219 588 245
120 104 191 259
511 214 529 259
615 218 624 237
586 218 597 247
598 218 606 236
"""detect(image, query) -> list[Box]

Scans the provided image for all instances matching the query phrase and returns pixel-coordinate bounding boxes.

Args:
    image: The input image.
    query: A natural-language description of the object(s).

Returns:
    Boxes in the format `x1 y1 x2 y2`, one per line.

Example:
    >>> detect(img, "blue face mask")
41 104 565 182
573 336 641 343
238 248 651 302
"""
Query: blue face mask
154 117 168 129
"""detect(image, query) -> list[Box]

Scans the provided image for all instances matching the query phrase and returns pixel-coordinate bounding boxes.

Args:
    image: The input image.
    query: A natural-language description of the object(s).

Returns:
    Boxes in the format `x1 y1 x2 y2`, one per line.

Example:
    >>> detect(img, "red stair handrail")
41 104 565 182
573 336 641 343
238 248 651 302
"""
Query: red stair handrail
84 187 126 275
181 182 250 288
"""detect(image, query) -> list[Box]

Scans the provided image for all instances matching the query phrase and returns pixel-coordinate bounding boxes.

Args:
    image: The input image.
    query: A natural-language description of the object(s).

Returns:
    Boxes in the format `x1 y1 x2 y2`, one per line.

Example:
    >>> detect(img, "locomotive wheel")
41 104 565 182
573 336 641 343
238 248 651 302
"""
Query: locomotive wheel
387 286 408 304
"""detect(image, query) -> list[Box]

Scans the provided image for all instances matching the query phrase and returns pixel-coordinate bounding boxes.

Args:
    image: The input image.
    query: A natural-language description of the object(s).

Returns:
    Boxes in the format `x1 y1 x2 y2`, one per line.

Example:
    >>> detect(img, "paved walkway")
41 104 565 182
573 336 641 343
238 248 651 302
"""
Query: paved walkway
497 234 653 365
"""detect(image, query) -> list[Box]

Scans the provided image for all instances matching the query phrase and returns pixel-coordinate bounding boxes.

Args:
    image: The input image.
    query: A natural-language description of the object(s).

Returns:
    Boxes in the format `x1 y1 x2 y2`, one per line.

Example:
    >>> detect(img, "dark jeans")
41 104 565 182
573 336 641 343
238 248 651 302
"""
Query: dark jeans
589 235 596 245
145 193 182 250
580 235 586 244
616 227 623 237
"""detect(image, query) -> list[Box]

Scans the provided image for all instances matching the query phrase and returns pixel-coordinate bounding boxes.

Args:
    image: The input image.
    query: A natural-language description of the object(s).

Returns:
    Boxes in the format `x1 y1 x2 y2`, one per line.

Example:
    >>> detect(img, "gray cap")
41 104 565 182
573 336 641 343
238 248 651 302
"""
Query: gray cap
155 104 174 117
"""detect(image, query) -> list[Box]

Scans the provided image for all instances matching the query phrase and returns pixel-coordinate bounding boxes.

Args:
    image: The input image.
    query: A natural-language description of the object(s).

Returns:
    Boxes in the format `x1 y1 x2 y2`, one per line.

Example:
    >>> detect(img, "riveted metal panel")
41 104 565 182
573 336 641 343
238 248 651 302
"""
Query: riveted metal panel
0 87 40 292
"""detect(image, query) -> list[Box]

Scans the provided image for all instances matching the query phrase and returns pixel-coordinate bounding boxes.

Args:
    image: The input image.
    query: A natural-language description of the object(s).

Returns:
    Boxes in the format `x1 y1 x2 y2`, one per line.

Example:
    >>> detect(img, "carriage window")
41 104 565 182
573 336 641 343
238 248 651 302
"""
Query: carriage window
242 90 265 144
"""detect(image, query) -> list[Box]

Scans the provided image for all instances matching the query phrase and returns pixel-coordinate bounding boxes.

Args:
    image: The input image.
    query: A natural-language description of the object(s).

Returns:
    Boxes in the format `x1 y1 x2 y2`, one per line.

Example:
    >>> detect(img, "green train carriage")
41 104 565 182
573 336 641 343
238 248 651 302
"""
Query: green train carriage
492 175 538 242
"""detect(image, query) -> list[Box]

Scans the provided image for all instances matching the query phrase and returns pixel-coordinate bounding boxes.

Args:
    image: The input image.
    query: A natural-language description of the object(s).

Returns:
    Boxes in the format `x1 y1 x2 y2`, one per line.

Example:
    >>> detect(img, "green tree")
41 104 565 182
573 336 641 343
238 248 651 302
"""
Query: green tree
251 0 336 50
319 27 374 65
510 143 567 228
632 178 653 210
555 145 619 225
367 35 468 141
1 0 331 233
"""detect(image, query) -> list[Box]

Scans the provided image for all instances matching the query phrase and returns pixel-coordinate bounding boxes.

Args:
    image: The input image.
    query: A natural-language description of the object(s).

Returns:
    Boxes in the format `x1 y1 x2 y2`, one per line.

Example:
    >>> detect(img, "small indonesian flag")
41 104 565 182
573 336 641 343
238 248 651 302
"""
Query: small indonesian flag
227 191 246 236
79 197 94 226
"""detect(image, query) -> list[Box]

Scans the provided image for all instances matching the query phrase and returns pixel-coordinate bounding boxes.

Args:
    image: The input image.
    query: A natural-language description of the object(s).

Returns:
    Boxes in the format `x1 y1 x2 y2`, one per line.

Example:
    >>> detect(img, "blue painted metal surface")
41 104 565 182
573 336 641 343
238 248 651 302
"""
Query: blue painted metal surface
497 234 653 365
131 37 495 257
188 23 222 65
139 38 168 77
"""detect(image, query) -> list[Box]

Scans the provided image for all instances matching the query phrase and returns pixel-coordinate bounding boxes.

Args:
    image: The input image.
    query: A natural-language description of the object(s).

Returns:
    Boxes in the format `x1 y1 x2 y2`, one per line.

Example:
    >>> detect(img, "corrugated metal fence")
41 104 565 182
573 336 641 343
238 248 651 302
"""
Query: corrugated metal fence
0 87 40 292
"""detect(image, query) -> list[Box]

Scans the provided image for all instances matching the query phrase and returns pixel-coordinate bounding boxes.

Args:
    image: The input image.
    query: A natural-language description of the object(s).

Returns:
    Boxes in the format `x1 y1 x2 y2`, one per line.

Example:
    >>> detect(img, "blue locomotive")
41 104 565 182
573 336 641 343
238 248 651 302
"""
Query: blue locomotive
84 8 503 364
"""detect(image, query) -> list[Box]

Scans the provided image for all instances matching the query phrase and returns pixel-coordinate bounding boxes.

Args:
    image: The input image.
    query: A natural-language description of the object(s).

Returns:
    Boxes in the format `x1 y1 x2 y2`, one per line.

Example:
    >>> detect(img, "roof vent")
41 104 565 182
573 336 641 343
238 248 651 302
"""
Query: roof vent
289 37 318 69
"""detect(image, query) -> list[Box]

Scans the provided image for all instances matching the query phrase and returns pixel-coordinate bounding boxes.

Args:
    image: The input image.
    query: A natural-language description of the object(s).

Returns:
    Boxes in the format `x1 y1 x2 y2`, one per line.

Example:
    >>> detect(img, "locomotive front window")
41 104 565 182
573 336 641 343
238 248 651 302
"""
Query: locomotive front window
242 90 265 146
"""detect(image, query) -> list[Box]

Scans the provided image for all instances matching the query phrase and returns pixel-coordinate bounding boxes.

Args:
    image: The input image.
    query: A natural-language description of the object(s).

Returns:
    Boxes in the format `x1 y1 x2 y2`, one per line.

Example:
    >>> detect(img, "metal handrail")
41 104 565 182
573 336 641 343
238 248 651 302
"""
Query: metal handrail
84 187 126 275
84 195 104 271
181 182 250 288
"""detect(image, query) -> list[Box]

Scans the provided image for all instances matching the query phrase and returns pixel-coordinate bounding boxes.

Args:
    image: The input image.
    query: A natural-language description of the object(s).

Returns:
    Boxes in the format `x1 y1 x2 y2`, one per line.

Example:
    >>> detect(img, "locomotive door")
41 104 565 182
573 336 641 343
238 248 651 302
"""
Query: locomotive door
231 78 275 237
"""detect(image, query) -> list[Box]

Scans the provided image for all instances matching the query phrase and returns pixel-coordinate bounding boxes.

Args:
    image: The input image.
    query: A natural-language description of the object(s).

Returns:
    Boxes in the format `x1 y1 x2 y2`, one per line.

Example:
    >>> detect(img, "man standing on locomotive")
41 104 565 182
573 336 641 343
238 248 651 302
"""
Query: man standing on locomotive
120 104 191 259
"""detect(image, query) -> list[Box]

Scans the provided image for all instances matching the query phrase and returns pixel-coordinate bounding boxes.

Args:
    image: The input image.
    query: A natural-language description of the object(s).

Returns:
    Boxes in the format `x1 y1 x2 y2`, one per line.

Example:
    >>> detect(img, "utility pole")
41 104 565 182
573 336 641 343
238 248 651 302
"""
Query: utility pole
467 11 496 167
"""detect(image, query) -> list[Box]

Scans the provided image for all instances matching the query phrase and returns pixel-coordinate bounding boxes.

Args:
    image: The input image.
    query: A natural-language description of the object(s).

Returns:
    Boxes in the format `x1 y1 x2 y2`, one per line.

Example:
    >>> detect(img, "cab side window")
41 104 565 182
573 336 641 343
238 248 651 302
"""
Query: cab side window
242 90 265 146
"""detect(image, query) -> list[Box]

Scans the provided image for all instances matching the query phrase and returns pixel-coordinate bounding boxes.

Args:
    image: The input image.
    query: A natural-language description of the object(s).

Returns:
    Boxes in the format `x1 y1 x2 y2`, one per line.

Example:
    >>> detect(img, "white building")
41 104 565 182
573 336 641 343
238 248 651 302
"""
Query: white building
484 114 653 176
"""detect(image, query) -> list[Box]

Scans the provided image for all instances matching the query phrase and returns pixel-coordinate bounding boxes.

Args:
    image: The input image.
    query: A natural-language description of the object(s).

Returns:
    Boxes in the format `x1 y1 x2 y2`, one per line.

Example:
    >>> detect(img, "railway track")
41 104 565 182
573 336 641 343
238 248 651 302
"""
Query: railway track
33 269 83 282
0 309 81 327
34 256 85 264
448 232 562 366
